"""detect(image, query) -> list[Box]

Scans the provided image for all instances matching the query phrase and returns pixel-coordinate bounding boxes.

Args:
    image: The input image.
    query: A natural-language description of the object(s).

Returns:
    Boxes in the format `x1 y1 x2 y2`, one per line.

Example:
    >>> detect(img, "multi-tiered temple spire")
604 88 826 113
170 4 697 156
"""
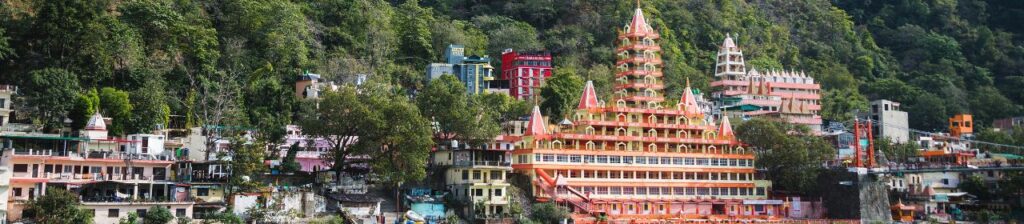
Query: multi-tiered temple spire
615 5 664 109
714 33 745 80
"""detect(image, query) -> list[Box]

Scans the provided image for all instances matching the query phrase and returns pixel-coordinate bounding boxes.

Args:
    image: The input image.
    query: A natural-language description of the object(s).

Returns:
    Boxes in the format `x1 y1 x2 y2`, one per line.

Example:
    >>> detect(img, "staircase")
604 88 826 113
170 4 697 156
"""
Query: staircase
534 168 593 214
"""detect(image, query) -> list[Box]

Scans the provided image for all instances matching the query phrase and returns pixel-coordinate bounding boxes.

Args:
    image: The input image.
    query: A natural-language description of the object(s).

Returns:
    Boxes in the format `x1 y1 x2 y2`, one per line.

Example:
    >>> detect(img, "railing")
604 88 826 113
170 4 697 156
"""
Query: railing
41 172 160 182
453 160 512 167
82 196 194 204
12 149 175 161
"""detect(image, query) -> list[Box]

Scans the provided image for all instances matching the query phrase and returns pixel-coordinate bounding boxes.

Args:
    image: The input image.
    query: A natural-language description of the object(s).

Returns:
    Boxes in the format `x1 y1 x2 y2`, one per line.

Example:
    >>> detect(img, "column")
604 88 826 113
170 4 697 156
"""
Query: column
133 183 139 200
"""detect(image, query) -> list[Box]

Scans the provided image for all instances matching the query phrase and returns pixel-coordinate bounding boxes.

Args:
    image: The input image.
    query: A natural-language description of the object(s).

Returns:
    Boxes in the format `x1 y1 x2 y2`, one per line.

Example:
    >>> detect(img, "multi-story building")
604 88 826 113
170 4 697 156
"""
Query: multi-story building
511 6 780 221
432 136 516 219
425 44 496 95
500 49 553 100
710 35 823 132
4 112 193 223
1 148 11 224
0 85 14 127
862 100 910 143
276 125 332 173
992 116 1024 132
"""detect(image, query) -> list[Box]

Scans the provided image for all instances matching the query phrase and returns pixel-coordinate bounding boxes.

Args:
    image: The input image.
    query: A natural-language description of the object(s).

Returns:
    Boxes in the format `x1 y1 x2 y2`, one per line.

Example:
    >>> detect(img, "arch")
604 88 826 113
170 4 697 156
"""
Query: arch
615 142 627 151
676 144 689 153
617 113 627 122
643 38 654 46
647 114 658 124
644 75 656 84
586 141 596 150
676 116 688 125
708 145 718 154
584 126 596 135
615 127 627 136
648 143 658 152
616 100 627 108
645 89 657 97
644 50 656 59
552 140 564 149
647 129 658 137
644 63 656 71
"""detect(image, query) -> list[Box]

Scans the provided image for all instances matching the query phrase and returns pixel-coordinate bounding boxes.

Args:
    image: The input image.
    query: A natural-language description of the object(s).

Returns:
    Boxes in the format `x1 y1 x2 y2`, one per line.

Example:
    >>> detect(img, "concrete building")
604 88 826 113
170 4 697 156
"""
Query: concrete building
710 35 823 132
511 6 781 221
864 100 910 143
992 116 1024 132
500 49 552 100
0 149 11 224
3 112 193 223
431 136 516 219
425 44 496 95
0 85 14 127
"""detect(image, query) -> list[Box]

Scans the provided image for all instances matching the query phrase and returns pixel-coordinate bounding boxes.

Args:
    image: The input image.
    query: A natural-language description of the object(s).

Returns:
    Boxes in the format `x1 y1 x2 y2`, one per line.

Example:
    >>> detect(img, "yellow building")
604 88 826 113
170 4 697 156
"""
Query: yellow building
432 136 517 218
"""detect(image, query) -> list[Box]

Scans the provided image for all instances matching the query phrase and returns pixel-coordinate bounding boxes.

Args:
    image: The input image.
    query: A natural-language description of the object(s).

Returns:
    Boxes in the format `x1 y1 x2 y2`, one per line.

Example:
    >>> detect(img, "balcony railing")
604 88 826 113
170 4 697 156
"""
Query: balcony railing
12 149 175 161
453 160 512 167
37 172 164 182
82 196 194 204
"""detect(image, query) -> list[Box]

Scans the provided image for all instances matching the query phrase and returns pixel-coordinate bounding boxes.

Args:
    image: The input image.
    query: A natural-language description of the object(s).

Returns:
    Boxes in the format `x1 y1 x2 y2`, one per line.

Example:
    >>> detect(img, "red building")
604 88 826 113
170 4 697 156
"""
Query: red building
500 49 552 100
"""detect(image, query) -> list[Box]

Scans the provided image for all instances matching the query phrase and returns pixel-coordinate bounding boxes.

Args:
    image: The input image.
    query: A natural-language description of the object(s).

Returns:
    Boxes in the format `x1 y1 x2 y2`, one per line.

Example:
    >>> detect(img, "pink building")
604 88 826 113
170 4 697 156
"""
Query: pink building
710 34 823 132
276 125 334 172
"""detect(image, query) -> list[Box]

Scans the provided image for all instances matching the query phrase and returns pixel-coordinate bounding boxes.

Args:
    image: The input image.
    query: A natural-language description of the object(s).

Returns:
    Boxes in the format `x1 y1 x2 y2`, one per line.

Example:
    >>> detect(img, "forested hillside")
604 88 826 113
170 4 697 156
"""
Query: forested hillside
1 0 1023 141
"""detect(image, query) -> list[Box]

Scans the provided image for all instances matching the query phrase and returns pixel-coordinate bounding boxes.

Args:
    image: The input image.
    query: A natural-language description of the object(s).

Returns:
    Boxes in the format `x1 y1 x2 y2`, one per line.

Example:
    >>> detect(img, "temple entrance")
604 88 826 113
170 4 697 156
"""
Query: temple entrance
712 204 726 215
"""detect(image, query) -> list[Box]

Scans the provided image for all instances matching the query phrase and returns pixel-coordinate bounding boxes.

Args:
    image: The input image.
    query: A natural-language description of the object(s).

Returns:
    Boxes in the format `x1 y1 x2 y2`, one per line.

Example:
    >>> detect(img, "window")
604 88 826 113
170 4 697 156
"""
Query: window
13 164 27 172
596 156 608 163
583 155 595 163
197 188 210 196
569 155 581 163
13 188 21 197
494 189 503 197
474 189 484 197
137 209 147 218
142 137 150 153
153 167 167 180
176 209 187 217
490 171 502 180
462 171 468 180
473 170 481 180
109 209 120 217
942 178 949 185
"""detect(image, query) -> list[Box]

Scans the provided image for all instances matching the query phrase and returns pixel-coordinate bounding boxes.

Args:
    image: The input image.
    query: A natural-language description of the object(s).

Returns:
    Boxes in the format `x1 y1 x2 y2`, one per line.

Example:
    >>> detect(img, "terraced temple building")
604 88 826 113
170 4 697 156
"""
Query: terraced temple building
510 5 782 222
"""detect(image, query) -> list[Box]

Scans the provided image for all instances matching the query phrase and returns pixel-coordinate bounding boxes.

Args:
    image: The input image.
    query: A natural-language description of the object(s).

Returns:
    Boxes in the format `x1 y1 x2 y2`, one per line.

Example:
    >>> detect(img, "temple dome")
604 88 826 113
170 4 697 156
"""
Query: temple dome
85 112 106 131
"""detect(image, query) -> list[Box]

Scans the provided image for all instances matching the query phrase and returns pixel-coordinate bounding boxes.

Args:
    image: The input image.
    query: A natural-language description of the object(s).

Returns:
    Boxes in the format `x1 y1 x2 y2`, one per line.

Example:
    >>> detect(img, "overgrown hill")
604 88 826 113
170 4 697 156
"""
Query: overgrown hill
1 0 1021 139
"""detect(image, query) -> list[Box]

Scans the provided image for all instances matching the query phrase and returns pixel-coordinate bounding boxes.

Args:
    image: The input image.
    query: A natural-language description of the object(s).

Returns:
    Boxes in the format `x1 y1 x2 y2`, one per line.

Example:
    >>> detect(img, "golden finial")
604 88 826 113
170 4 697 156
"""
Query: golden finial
686 77 691 88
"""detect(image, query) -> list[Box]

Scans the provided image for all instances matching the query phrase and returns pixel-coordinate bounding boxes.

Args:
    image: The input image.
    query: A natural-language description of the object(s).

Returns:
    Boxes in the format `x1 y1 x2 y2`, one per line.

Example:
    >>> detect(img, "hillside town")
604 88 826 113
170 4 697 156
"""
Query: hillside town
2 1 1024 224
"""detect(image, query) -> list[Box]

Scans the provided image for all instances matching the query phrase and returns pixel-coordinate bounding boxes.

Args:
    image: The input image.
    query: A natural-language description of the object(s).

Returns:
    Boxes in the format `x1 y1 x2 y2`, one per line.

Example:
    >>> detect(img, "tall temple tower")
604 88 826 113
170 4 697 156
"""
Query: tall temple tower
710 34 823 132
511 4 780 222
714 34 746 81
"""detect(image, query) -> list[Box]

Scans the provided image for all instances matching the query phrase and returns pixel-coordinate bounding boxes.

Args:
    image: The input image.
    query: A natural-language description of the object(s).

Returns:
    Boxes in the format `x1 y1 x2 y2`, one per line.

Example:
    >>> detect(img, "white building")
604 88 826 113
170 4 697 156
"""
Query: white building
865 99 910 143
126 134 167 156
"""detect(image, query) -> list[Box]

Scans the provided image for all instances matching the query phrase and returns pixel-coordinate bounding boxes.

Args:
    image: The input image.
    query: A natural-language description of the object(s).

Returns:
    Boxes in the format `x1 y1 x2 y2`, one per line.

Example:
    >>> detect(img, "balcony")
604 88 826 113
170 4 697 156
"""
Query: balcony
36 172 166 183
453 160 512 169
12 149 175 162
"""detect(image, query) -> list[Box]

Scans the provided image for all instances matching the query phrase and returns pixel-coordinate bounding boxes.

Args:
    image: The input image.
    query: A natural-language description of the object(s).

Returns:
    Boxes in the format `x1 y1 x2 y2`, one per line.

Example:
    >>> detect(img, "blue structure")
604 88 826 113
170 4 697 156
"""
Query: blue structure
425 44 495 95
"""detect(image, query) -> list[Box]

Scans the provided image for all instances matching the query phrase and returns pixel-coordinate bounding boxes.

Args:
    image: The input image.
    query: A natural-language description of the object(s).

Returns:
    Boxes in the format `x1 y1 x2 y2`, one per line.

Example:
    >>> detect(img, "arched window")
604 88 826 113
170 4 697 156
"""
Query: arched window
584 126 596 135
648 115 658 124
552 140 564 149
616 142 627 151
586 141 596 150
648 144 658 152
648 129 658 137
615 127 627 136
616 99 627 108
644 75 656 84
645 89 657 97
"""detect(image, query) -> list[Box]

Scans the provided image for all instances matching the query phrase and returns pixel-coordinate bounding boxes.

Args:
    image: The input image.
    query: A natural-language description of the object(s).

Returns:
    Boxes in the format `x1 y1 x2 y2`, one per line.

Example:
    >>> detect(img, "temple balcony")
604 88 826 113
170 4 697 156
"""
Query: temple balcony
616 57 663 66
615 70 662 77
616 43 661 52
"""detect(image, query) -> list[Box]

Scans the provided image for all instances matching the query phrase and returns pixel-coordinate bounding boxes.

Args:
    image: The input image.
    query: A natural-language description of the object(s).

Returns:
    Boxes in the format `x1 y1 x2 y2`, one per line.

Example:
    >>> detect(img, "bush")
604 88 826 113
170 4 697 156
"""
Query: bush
143 206 174 224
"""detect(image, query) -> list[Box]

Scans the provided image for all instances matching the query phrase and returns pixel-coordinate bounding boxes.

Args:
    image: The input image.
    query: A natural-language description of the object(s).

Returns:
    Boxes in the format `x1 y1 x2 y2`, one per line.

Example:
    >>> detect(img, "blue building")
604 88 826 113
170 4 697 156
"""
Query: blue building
425 44 495 95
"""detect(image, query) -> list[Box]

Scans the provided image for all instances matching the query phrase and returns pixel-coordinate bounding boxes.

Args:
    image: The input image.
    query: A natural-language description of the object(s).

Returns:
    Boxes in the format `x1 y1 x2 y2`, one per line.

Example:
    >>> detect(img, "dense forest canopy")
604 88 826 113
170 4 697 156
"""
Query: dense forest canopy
2 0 1023 141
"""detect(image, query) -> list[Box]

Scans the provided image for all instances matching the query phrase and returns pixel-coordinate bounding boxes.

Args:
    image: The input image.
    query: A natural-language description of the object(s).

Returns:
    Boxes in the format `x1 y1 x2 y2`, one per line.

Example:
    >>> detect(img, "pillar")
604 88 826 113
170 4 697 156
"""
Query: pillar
133 184 139 200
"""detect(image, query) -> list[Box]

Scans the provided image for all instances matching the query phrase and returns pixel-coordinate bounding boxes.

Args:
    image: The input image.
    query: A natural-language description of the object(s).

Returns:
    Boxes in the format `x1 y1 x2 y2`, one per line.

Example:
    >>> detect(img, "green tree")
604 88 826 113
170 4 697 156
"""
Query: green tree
281 142 302 173
127 79 170 134
529 203 569 223
23 188 93 224
118 212 139 224
960 175 993 201
99 87 132 136
143 205 174 224
22 68 81 130
735 119 835 193
395 0 434 63
417 75 499 146
365 86 434 187
821 88 868 122
230 138 268 192
69 89 100 129
540 68 584 122
875 137 919 163
0 27 12 60
300 86 378 174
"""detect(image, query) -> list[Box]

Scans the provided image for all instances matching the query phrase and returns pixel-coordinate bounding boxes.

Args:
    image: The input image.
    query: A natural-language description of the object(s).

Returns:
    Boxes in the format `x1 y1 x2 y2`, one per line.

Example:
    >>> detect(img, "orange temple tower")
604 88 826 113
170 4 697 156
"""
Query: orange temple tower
511 4 781 222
